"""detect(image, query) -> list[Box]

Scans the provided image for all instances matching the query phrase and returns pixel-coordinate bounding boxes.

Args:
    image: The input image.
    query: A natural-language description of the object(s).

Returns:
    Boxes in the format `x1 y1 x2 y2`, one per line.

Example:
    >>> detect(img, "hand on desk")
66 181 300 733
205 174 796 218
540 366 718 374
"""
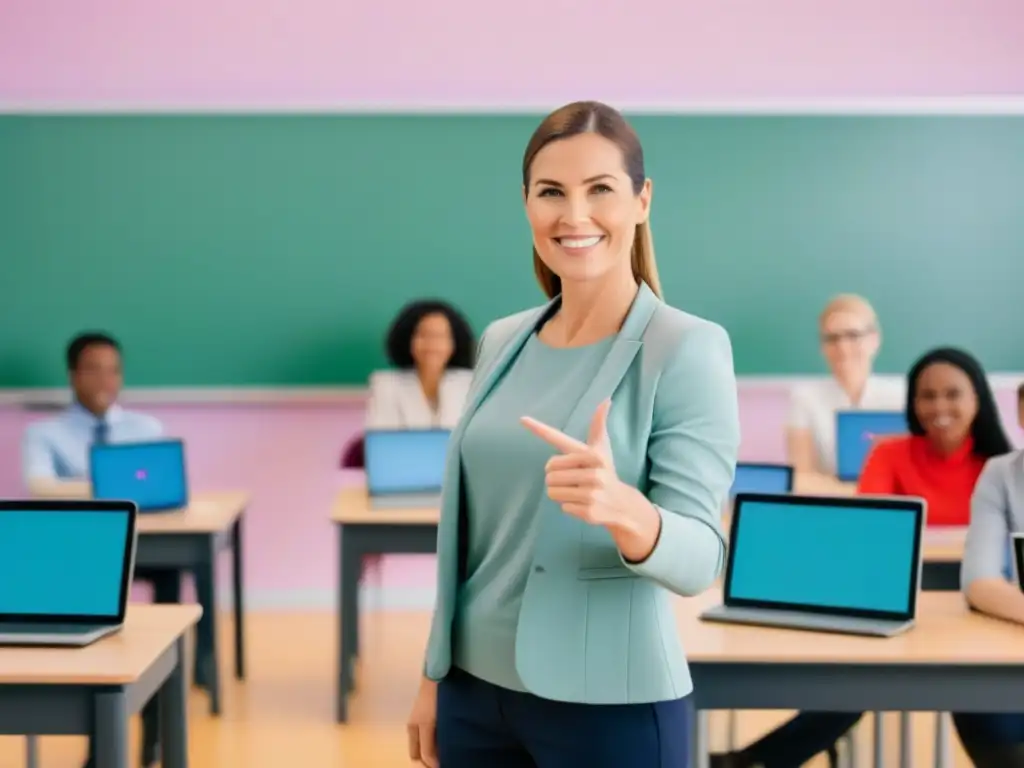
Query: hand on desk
521 400 661 562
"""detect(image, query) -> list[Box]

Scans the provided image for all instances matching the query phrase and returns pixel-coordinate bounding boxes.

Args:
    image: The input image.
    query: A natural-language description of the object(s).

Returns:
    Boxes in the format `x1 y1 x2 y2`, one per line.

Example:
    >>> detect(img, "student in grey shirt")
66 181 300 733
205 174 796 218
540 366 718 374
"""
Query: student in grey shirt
957 382 1024 767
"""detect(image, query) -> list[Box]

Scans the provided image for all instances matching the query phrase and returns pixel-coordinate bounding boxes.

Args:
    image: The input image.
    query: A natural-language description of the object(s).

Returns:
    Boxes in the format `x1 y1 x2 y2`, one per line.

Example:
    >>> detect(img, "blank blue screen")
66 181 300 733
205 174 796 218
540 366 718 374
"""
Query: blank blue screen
836 411 908 481
730 465 792 496
365 431 450 494
729 500 918 614
91 442 187 510
0 511 129 617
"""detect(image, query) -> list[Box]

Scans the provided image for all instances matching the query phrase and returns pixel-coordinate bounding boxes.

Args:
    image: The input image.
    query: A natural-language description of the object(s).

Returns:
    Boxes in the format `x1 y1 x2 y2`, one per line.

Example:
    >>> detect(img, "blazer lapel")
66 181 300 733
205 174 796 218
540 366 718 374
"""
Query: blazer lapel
556 281 660 441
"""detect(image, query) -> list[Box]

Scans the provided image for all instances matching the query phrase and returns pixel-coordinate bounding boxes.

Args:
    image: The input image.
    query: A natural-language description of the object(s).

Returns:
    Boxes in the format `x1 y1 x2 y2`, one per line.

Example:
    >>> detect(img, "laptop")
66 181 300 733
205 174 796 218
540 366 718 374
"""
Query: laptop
90 439 189 512
1011 533 1024 589
364 429 450 508
835 410 908 482
701 492 925 637
0 499 137 646
730 462 794 497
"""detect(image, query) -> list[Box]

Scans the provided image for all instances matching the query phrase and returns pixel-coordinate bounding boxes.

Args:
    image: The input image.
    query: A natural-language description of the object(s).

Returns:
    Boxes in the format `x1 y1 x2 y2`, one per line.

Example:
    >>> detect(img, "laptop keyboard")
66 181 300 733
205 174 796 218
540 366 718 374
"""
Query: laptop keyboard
0 623 106 635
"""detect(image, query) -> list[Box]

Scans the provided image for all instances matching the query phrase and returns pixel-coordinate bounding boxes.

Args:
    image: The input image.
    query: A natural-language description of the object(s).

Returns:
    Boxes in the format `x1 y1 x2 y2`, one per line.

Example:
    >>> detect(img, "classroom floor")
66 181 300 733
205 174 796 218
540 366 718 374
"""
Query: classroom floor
0 610 975 768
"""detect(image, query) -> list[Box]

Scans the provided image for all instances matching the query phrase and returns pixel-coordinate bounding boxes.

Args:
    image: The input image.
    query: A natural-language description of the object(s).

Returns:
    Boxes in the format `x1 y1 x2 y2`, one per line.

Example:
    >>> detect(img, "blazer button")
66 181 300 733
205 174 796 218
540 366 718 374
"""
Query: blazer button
534 565 545 573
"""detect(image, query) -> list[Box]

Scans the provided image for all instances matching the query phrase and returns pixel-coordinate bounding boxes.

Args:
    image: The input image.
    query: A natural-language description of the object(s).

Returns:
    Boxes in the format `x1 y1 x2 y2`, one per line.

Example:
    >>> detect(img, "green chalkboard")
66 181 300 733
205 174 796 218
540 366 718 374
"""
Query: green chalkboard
1 113 1023 387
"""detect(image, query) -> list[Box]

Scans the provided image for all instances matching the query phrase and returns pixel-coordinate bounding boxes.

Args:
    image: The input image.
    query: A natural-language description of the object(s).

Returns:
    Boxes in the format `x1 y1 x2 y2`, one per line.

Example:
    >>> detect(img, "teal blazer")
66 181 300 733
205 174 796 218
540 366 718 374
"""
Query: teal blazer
425 282 740 704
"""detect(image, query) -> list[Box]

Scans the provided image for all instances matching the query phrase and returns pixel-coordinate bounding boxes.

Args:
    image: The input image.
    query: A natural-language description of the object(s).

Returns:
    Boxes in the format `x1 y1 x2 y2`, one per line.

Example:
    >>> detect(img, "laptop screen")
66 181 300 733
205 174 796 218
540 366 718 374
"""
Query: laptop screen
730 463 793 497
835 410 908 482
0 502 135 621
1012 534 1024 590
364 429 450 496
90 440 188 511
725 494 923 621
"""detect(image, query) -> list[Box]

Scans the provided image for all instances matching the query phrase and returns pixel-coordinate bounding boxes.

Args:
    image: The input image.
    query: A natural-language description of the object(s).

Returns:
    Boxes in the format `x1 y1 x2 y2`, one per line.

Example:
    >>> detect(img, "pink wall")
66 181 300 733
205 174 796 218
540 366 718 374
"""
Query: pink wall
1 0 1023 107
2 388 1021 608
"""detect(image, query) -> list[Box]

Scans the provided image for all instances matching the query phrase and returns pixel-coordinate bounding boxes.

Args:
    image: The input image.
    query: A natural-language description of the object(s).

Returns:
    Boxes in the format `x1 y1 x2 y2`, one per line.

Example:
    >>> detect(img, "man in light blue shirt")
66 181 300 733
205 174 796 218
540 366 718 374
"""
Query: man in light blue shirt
21 331 177 768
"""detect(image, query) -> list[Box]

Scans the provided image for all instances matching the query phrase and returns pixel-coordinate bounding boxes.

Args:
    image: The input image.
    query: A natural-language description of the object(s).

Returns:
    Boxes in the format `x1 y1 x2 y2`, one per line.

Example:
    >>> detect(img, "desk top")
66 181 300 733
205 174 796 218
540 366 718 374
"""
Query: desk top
677 588 1023 665
29 483 249 533
136 490 249 533
331 482 968 562
332 487 439 525
0 604 202 685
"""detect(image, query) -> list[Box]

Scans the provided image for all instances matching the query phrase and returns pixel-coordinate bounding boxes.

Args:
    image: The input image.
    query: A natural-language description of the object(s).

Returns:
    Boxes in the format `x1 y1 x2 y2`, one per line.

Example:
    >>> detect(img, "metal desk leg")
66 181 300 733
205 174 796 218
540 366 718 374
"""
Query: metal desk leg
692 708 710 768
232 516 246 680
25 736 38 768
934 713 952 768
899 712 912 768
194 540 222 715
336 525 350 724
93 690 129 768
874 712 886 768
159 636 190 768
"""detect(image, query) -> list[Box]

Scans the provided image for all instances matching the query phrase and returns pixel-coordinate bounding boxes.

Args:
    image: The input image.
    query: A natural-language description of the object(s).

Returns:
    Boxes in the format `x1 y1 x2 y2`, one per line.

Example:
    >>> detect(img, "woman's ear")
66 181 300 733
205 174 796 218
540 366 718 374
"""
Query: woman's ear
636 178 653 223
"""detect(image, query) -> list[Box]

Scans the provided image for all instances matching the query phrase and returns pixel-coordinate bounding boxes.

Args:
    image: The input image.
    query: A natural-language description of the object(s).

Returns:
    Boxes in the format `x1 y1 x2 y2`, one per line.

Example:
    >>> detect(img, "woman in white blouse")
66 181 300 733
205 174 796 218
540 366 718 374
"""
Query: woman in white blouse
366 299 476 430
786 294 904 488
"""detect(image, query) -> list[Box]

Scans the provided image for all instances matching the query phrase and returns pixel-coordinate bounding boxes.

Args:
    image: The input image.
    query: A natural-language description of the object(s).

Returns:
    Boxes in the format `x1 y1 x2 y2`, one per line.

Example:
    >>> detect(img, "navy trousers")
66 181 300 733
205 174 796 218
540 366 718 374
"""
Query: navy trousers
436 667 692 768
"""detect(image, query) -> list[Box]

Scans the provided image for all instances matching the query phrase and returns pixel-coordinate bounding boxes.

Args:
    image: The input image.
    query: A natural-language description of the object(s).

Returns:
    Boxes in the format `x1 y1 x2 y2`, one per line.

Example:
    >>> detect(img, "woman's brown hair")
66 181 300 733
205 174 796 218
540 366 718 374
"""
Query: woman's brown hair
522 101 662 299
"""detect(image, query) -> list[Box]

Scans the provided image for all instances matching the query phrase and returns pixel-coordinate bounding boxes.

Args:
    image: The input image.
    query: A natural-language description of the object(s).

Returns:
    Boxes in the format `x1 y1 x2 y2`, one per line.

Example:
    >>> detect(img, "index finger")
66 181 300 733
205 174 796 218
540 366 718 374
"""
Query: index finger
520 416 590 454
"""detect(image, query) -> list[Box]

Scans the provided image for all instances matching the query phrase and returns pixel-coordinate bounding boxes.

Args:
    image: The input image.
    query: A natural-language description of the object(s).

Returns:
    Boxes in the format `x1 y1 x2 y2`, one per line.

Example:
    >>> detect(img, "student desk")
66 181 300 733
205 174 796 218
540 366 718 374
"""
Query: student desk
32 485 251 716
135 490 249 716
4 604 200 768
331 487 437 722
329 477 969 723
680 589 1024 768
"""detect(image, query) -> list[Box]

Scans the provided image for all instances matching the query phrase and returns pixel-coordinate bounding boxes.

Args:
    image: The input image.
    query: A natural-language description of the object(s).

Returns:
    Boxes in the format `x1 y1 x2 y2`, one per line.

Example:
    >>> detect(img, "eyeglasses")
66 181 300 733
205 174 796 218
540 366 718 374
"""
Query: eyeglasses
821 328 875 345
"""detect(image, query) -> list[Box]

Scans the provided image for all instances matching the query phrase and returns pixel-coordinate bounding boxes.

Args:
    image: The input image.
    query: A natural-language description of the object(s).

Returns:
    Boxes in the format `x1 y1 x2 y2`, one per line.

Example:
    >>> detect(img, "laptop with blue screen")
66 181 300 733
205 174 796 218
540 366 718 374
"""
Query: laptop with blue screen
90 439 189 512
835 410 908 482
364 429 450 509
701 492 925 637
0 499 137 646
730 463 794 497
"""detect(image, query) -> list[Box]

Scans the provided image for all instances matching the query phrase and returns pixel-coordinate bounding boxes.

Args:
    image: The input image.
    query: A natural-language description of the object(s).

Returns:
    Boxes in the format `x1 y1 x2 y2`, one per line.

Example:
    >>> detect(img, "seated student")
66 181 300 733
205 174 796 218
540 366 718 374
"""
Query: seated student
713 348 1013 768
857 347 1012 525
21 331 183 768
366 299 476 429
956 381 1024 767
786 294 904 489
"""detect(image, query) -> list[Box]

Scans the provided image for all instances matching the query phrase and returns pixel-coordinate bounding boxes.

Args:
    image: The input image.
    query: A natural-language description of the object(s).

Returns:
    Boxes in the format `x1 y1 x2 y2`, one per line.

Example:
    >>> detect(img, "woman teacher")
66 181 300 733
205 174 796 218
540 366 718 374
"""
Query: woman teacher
406 101 741 767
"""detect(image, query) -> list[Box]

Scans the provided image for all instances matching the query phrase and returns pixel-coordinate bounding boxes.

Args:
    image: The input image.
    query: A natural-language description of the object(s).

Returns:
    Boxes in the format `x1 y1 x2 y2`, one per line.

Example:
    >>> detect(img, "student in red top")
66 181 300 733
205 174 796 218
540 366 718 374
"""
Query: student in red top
857 347 1013 525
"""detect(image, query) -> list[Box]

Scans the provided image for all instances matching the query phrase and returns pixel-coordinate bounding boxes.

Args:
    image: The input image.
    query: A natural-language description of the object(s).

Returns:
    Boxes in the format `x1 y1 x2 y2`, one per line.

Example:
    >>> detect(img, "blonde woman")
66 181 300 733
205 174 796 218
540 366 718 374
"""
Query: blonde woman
786 294 904 490
406 101 740 768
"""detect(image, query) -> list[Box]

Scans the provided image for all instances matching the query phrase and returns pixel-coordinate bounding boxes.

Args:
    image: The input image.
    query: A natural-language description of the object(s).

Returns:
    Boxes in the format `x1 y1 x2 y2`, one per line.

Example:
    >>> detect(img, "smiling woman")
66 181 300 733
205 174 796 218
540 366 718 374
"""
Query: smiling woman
405 101 740 768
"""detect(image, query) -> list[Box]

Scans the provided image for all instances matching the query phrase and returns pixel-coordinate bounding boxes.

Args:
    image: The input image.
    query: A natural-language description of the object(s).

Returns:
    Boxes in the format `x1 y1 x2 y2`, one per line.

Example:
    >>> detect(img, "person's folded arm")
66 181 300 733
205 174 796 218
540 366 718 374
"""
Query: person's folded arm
961 458 1024 624
616 322 740 596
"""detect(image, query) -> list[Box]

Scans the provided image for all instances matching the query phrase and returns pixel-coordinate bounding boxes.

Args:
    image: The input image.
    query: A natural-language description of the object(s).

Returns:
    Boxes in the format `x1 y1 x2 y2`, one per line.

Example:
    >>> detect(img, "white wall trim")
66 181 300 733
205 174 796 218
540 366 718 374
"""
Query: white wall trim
3 97 1024 116
1 374 1020 407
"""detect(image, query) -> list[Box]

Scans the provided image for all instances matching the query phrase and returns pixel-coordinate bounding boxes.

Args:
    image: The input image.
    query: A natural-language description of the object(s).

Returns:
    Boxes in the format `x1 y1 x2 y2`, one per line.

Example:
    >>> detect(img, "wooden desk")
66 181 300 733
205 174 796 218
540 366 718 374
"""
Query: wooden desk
331 488 439 722
678 589 1024 768
0 605 200 768
134 490 249 716
32 485 250 716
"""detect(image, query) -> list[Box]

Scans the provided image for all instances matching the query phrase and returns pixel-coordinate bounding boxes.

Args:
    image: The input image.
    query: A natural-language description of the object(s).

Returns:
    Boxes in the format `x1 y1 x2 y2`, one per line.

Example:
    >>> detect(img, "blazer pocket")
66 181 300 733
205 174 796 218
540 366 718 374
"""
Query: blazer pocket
577 565 638 580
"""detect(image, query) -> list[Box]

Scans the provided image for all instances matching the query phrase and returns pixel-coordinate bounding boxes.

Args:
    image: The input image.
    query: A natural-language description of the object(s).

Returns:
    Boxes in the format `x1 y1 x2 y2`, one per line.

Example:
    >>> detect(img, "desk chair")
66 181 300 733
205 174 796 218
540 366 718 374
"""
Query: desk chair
340 435 366 470
339 433 383 593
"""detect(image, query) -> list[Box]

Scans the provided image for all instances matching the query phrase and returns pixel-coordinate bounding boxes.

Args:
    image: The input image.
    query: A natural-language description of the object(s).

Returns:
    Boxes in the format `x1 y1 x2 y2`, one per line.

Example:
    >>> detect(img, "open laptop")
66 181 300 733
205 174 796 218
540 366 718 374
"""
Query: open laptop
90 439 188 512
730 462 794 497
1011 533 1024 589
0 499 137 646
701 492 925 637
835 410 908 482
364 429 450 508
